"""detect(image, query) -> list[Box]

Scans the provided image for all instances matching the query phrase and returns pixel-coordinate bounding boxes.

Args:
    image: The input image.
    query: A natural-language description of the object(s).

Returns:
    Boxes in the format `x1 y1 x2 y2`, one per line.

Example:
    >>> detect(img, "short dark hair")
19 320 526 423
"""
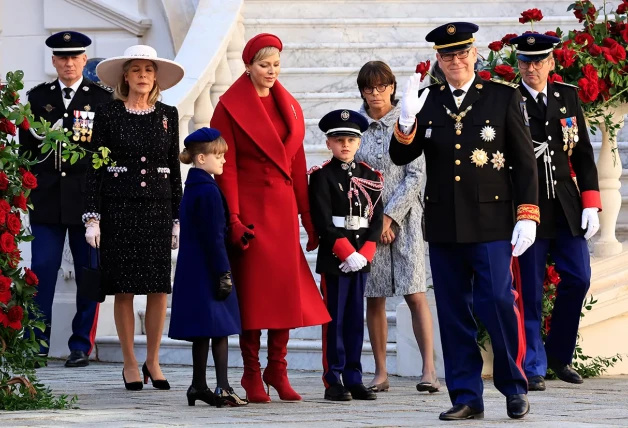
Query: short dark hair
357 61 397 109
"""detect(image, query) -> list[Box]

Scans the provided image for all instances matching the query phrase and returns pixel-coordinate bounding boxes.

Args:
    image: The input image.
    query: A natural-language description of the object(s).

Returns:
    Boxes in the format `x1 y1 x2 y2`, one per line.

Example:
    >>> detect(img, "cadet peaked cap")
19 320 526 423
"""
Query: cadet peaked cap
184 127 221 146
426 22 479 53
242 33 283 64
511 33 561 62
46 31 91 56
319 109 369 138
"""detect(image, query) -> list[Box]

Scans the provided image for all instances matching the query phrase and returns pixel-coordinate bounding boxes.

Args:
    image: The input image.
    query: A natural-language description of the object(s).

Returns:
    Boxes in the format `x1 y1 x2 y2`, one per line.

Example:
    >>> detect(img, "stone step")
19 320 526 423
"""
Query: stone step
295 91 363 118
95 335 397 374
243 0 575 19
139 309 398 343
244 16 573 45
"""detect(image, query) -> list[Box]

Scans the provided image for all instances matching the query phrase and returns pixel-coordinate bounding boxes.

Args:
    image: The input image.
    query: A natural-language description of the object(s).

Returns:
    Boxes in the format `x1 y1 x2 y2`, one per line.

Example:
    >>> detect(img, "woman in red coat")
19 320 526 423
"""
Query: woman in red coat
210 33 331 403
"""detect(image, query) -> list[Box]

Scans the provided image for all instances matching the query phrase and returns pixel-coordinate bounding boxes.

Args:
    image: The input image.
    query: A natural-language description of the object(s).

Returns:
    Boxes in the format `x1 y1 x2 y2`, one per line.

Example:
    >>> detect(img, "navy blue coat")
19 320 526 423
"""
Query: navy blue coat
169 168 242 340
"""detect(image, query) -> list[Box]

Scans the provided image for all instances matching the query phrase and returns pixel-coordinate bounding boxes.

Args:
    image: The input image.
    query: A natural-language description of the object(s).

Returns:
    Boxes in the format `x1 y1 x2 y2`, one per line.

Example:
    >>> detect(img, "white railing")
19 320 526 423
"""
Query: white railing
161 0 245 154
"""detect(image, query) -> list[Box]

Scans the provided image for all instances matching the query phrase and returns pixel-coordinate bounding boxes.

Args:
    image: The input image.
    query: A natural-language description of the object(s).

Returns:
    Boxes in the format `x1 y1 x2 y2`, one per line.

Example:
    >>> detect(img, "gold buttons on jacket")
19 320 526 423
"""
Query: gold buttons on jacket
61 172 66 177
455 144 461 149
455 176 461 182
455 160 461 165
495 196 499 200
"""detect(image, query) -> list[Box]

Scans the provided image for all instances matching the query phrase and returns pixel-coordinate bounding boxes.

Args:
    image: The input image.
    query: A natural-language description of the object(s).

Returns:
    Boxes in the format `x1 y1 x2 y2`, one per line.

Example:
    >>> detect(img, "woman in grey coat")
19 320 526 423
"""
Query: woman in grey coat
354 61 438 392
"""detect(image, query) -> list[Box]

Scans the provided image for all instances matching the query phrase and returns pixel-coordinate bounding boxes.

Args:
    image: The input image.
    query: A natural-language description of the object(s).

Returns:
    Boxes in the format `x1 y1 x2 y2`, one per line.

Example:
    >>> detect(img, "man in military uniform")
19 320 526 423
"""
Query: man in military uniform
18 31 112 367
511 33 601 391
390 23 539 420
309 109 383 402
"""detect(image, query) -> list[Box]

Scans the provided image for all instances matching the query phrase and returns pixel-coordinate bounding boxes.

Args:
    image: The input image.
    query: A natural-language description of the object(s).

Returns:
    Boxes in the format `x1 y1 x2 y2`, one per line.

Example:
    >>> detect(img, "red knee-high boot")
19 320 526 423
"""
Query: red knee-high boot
263 329 302 401
240 329 271 403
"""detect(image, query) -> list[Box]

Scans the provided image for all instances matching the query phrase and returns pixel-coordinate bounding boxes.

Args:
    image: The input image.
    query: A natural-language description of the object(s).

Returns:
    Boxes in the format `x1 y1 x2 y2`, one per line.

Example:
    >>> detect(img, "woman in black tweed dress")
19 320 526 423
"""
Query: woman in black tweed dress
83 45 184 390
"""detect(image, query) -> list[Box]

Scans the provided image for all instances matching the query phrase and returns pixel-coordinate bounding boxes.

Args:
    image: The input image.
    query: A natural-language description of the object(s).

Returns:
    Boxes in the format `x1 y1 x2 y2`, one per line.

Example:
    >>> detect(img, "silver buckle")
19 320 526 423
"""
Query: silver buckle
345 215 360 230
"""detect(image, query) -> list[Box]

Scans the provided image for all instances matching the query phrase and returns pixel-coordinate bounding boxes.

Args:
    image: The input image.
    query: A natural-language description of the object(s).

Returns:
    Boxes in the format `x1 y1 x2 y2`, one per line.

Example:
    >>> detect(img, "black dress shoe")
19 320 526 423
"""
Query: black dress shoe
528 375 546 391
187 386 221 407
506 394 530 419
347 383 377 400
142 362 170 390
439 404 484 420
65 350 89 367
324 383 352 401
548 359 583 384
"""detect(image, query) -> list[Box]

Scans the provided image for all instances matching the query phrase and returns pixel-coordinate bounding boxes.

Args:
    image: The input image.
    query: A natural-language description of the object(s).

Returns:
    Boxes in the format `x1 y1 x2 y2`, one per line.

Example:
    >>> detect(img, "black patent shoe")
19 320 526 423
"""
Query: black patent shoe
142 362 170 390
122 369 143 391
439 404 484 420
215 386 248 407
347 383 377 400
324 383 352 401
65 350 89 367
528 375 546 391
506 394 530 419
548 358 583 384
187 386 222 407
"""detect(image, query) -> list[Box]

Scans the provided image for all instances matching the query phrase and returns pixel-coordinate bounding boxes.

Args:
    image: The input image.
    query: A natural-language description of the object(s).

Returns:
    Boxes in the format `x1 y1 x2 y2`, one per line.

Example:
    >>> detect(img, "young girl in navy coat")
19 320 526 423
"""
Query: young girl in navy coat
169 127 247 408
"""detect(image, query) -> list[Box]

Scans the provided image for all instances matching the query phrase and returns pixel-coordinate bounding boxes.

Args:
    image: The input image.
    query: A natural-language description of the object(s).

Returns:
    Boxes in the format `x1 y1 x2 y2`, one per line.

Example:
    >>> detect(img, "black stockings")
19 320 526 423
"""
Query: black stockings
191 337 230 390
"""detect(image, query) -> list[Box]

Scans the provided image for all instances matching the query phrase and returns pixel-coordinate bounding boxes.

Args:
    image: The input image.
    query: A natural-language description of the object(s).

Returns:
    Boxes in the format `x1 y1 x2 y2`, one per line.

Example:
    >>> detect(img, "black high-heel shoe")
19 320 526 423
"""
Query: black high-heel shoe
187 386 222 407
215 386 249 407
142 362 170 390
122 369 143 391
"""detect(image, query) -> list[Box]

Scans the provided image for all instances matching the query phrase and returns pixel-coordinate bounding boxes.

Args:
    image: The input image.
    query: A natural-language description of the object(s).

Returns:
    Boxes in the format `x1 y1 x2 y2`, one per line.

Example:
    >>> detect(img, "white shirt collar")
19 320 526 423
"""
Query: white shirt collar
521 80 548 104
58 76 84 94
448 76 475 96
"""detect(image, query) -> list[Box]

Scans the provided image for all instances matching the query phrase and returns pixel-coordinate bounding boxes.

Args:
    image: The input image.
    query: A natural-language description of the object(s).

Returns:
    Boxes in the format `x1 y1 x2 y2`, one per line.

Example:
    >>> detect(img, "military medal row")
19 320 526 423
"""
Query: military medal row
72 109 95 142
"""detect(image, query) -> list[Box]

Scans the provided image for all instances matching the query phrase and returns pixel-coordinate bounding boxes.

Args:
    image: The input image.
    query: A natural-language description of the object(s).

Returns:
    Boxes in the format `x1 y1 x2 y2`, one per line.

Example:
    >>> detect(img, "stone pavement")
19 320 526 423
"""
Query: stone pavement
2 361 628 427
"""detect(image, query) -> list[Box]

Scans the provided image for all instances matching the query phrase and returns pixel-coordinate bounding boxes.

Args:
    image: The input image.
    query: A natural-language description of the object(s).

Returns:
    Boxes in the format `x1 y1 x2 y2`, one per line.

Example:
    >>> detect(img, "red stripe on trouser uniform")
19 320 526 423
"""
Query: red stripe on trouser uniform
320 275 330 388
510 256 527 381
88 303 100 355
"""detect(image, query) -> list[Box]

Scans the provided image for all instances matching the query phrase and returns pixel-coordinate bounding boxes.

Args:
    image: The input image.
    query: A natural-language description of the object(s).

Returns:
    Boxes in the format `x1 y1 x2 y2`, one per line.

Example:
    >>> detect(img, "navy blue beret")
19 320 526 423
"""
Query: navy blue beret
319 109 369 137
426 22 479 53
511 33 561 62
184 127 221 146
46 31 91 57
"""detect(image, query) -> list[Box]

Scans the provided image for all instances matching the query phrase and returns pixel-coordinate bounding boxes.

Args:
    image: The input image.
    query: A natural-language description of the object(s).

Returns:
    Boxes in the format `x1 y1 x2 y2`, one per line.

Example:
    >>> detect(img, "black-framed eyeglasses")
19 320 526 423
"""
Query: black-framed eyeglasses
439 49 472 62
362 84 391 94
517 58 551 70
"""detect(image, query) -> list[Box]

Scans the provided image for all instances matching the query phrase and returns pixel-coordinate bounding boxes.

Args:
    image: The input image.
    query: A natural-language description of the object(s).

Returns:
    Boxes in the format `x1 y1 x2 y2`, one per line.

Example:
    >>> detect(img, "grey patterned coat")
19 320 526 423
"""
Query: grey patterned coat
355 102 427 297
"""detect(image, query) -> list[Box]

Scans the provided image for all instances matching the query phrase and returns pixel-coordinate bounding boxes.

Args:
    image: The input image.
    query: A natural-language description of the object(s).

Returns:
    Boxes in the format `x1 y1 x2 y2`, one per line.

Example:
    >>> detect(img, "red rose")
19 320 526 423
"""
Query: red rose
12 192 27 211
415 60 431 82
577 77 600 103
0 276 11 304
554 48 577 68
598 78 611 101
548 73 563 83
19 118 30 131
0 117 16 136
7 249 20 269
24 267 38 286
582 64 599 82
544 31 559 38
494 64 516 82
21 170 37 190
609 43 626 62
0 171 8 191
478 70 492 80
575 31 594 46
6 213 21 235
618 2 628 14
588 44 603 56
545 265 561 285
0 231 16 253
519 8 543 23
488 41 504 52
0 199 10 225
501 33 518 45
3 305 24 330
574 1 596 23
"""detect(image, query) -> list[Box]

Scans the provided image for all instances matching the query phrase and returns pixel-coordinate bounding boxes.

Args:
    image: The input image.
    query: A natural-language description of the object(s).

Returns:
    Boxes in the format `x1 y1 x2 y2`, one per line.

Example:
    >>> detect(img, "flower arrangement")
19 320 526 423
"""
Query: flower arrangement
0 70 75 410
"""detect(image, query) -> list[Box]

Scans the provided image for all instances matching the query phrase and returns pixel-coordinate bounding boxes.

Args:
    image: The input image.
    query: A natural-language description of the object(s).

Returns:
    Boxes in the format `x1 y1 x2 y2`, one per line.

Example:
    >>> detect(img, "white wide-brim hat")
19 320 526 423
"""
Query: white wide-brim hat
96 45 184 90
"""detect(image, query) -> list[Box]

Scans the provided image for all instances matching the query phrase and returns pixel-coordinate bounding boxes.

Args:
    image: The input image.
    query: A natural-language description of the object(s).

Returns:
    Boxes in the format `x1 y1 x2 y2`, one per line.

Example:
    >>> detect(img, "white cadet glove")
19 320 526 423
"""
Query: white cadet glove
581 207 600 240
511 219 537 257
400 75 431 127
346 252 368 272
85 223 101 249
172 223 180 250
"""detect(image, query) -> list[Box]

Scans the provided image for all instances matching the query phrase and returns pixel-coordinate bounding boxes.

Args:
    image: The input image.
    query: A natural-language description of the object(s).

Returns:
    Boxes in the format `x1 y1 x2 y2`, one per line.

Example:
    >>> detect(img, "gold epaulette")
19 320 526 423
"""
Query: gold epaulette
489 78 519 89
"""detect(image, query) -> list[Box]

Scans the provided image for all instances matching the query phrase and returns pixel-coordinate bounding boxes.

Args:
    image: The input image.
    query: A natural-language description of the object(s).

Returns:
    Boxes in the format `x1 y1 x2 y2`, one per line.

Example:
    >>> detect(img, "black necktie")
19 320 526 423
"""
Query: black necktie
62 87 73 100
452 89 465 97
537 92 547 117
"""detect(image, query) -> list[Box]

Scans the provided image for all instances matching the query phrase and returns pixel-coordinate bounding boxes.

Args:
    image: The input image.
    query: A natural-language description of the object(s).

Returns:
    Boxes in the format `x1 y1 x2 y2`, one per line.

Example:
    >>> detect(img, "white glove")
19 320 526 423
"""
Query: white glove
339 261 352 273
400 75 430 127
511 219 537 257
172 223 180 250
85 223 101 249
581 207 600 240
345 252 368 272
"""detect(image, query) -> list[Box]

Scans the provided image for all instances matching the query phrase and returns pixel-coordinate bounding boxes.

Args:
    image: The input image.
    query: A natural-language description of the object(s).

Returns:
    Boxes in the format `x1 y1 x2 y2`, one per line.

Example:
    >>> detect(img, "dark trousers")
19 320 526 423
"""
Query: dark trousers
31 223 99 355
518 222 590 377
320 272 367 387
430 240 528 411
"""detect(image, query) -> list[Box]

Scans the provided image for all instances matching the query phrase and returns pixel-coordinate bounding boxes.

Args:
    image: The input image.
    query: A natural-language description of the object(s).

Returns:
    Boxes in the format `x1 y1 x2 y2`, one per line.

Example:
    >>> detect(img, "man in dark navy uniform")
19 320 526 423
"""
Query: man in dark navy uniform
309 109 384 402
511 33 601 391
18 31 112 367
390 22 539 420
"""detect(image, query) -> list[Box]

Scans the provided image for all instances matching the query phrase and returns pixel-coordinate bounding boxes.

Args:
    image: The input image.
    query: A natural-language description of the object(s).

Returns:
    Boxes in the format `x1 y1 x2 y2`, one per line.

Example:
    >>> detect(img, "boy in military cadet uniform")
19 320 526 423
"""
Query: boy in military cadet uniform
390 23 540 420
511 33 601 392
309 109 384 402
18 31 112 367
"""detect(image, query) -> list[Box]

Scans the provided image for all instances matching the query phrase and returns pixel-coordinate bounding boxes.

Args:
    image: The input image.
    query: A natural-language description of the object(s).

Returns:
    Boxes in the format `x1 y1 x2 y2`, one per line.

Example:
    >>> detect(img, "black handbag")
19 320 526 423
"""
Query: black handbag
78 244 107 303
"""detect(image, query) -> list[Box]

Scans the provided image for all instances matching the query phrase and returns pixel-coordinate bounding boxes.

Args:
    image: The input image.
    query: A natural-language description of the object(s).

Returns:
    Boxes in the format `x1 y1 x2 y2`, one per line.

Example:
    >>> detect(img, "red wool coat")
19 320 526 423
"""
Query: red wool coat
211 74 331 330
